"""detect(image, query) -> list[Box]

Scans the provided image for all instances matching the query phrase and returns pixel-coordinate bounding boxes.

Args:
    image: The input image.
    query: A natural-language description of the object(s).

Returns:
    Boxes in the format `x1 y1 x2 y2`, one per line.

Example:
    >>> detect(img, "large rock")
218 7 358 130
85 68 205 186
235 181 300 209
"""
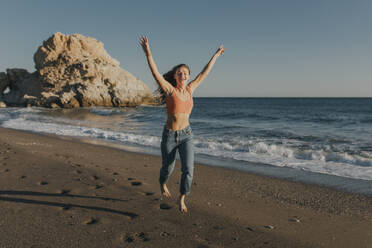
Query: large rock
0 32 154 108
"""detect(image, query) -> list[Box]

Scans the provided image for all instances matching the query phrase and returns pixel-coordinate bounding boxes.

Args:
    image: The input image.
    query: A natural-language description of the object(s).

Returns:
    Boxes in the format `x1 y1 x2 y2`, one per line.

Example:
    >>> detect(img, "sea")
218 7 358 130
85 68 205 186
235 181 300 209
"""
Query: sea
1 98 372 194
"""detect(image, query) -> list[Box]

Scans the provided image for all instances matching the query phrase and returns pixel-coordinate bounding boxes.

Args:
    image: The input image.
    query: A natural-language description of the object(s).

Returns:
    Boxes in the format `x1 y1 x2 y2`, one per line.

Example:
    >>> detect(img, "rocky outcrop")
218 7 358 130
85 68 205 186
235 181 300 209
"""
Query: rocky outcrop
0 32 154 108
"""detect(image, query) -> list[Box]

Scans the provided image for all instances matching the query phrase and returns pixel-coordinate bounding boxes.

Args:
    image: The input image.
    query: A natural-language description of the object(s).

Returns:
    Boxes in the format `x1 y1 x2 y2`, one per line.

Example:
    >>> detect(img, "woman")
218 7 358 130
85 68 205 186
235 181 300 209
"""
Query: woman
139 36 225 213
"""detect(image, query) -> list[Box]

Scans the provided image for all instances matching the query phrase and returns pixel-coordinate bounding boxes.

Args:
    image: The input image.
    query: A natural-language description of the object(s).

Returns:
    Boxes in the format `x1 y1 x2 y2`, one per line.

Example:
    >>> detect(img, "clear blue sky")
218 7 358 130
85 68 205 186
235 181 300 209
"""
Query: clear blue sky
1 0 371 97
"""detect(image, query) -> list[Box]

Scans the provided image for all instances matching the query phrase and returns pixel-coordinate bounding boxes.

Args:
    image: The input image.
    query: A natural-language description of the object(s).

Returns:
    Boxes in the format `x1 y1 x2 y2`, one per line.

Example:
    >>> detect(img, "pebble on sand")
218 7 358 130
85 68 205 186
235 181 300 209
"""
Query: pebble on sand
289 217 301 223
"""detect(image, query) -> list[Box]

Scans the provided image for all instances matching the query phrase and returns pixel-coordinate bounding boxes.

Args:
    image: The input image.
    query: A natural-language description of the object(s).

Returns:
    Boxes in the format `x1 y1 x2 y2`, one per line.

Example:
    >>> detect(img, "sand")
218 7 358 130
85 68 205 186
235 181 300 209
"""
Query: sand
1 127 372 248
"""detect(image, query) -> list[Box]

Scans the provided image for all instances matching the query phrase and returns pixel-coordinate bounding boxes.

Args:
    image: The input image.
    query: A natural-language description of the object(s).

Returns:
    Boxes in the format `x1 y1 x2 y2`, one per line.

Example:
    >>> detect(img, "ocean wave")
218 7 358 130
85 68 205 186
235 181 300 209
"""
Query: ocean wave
89 107 125 116
2 104 372 181
192 137 372 180
360 117 372 124
1 118 161 148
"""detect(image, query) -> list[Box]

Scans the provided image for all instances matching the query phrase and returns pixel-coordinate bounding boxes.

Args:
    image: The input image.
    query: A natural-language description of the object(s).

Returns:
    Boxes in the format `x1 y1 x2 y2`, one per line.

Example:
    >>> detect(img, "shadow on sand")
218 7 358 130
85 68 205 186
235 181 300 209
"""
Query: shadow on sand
0 190 138 219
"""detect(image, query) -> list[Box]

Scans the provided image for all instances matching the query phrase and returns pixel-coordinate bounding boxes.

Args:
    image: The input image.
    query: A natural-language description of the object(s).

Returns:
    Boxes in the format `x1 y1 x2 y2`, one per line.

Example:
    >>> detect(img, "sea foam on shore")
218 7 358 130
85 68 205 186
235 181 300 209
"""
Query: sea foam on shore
1 98 372 184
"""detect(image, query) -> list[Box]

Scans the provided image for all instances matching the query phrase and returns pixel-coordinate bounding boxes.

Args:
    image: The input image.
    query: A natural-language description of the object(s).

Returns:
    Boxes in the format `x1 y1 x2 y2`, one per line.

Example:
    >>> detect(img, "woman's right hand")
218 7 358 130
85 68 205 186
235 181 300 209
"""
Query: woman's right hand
139 36 151 56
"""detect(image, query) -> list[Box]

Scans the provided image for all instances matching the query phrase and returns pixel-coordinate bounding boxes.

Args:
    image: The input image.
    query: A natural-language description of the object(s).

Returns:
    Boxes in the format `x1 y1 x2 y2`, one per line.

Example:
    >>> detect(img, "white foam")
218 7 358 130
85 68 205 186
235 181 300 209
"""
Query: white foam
3 86 10 94
193 137 372 180
1 118 161 148
89 108 123 116
2 111 372 181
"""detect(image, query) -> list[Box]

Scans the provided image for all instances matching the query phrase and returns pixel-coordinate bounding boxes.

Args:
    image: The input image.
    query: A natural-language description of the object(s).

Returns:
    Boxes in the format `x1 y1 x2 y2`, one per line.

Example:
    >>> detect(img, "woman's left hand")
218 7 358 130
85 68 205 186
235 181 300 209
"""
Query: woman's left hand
215 45 226 57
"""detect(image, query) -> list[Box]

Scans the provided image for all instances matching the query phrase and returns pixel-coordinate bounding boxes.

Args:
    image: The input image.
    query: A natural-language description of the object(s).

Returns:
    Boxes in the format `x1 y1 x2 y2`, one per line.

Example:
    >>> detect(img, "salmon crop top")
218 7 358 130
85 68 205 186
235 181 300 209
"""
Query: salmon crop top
166 85 194 115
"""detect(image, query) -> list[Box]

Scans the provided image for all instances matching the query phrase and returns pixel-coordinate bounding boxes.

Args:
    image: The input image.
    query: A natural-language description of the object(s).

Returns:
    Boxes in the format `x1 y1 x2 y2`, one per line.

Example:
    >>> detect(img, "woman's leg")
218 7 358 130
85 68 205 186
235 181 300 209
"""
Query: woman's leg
178 137 194 212
159 131 177 197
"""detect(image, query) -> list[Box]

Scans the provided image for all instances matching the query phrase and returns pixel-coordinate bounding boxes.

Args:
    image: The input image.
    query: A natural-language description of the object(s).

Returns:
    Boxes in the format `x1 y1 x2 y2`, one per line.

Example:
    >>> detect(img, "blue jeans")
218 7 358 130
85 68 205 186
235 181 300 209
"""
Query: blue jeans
159 125 194 195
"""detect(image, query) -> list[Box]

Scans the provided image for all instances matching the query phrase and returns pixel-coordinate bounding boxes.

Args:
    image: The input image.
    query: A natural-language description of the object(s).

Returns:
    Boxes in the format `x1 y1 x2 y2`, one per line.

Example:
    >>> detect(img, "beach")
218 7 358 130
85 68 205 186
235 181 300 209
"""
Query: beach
0 127 372 248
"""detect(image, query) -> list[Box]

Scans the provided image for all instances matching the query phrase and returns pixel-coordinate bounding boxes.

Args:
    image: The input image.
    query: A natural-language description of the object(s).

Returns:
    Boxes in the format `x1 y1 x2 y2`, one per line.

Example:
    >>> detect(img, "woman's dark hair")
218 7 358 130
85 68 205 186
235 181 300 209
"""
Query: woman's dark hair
154 64 190 104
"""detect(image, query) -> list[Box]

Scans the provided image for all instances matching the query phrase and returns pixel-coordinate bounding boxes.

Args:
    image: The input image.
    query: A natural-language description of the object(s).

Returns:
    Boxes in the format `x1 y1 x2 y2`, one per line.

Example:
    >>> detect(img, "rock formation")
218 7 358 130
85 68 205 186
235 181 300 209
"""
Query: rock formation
0 32 154 108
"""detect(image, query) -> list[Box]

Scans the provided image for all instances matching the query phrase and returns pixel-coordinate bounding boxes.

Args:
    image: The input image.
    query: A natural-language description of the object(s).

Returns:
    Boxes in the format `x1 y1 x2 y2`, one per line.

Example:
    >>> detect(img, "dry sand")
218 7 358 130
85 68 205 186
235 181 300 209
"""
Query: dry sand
1 127 372 248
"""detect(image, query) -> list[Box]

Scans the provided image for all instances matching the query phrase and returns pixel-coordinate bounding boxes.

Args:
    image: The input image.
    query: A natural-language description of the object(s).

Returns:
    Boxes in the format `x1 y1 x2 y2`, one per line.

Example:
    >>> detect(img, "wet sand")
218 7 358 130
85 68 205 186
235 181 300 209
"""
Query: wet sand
1 127 372 248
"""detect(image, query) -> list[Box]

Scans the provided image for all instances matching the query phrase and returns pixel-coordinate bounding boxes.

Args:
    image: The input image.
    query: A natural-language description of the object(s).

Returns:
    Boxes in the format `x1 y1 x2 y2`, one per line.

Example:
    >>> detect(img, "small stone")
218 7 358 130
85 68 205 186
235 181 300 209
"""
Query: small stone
264 225 274 229
160 231 170 237
289 217 300 223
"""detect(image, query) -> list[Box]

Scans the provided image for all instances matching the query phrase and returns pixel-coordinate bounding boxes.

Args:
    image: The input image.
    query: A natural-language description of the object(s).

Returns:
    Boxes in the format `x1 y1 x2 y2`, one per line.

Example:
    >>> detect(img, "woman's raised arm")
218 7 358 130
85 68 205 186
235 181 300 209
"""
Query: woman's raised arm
139 36 174 94
188 45 226 93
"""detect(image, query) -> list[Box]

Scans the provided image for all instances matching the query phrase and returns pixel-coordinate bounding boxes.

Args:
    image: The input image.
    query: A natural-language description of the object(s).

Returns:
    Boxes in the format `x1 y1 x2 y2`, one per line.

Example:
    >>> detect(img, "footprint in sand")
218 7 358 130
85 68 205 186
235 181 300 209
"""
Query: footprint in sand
61 204 72 211
84 217 99 225
196 245 211 248
37 181 48 186
264 225 274 230
213 225 224 230
160 231 175 238
58 189 71 195
94 184 104 189
123 232 150 243
159 203 172 210
139 192 155 196
90 175 100 180
131 181 142 186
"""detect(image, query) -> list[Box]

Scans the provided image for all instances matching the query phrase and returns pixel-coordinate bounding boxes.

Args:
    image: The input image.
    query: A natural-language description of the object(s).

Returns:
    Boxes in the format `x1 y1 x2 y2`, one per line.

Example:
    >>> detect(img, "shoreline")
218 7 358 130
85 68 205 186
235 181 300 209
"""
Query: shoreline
1 127 372 247
5 125 372 196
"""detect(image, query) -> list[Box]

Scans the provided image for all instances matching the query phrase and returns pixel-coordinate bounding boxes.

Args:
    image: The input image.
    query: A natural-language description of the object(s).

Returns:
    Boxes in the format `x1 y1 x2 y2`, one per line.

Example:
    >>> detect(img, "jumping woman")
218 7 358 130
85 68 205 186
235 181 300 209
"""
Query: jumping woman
139 36 225 213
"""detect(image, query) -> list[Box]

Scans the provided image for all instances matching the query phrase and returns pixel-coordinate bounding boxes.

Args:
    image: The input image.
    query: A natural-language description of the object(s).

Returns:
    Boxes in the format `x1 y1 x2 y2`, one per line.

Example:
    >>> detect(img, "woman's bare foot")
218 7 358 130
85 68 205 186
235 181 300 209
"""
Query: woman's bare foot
160 184 171 198
179 195 187 213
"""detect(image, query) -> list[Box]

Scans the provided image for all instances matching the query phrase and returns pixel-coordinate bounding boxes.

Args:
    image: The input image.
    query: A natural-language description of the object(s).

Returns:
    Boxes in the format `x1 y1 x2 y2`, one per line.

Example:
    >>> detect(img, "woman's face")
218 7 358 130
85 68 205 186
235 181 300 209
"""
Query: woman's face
174 66 190 86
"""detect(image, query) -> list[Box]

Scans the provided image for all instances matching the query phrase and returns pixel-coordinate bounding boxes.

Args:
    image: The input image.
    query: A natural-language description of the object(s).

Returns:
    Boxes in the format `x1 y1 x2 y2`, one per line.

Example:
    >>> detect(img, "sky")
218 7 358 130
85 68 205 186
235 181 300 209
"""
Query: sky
0 0 371 97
